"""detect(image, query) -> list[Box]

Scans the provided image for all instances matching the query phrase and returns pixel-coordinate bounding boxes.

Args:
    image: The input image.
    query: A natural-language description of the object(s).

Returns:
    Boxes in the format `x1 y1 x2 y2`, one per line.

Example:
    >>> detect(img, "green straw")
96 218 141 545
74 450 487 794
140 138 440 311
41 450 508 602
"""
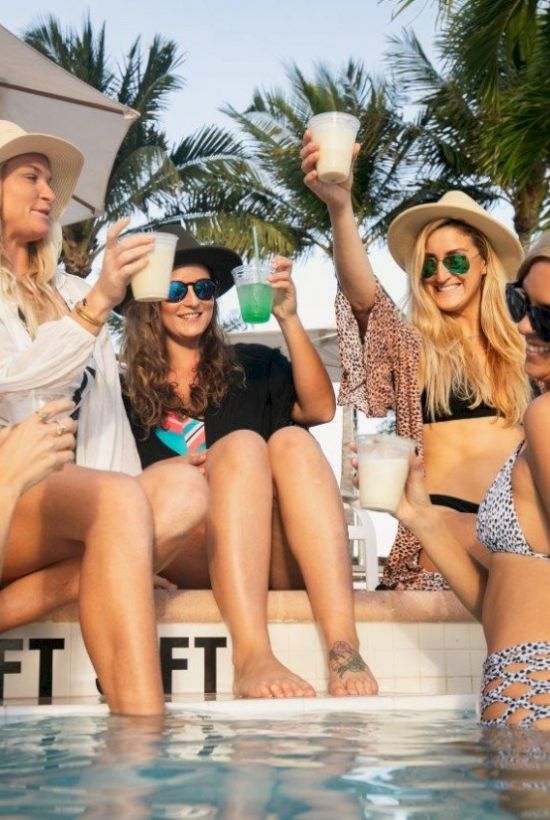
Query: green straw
252 225 260 266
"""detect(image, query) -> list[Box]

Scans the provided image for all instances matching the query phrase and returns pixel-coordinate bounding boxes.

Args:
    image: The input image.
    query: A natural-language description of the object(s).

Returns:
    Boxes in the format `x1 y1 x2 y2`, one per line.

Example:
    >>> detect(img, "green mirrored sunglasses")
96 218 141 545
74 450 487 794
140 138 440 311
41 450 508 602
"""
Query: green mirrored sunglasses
421 252 473 280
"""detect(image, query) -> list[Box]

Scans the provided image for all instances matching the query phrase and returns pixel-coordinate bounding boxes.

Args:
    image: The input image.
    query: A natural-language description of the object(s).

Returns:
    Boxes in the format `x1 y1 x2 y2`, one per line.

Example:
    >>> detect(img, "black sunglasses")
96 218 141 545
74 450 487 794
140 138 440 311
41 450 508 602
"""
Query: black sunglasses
505 282 550 342
166 279 217 303
421 252 477 280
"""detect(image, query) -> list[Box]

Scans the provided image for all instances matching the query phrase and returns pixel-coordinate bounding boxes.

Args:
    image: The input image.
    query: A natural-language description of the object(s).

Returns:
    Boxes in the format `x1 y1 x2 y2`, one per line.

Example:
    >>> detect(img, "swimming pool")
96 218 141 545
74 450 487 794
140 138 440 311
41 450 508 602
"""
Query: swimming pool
2 696 550 817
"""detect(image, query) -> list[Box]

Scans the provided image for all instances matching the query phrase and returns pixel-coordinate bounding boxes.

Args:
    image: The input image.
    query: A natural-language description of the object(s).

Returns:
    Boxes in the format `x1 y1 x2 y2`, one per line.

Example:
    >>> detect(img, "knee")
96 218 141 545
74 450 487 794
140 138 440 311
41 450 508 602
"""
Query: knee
96 473 152 524
208 430 268 471
268 426 320 465
142 462 208 537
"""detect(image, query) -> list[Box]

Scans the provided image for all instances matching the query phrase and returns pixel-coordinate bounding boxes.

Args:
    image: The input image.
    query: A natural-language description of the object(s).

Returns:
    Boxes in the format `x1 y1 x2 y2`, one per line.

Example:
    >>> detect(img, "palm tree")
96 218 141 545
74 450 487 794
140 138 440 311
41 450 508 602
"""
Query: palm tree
387 0 550 244
445 0 550 240
170 60 414 259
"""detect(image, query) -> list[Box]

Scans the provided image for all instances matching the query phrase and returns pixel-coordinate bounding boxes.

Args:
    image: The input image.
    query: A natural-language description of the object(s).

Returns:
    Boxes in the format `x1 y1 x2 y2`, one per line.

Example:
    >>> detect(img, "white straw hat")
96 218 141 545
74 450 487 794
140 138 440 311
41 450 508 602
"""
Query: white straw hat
387 191 524 280
0 120 84 221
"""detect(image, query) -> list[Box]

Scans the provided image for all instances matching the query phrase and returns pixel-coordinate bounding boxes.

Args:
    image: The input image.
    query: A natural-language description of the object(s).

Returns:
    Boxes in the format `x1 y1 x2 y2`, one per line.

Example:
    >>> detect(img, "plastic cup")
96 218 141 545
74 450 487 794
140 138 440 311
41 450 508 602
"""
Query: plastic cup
356 434 415 514
307 111 360 184
130 231 178 302
231 263 274 324
0 389 72 425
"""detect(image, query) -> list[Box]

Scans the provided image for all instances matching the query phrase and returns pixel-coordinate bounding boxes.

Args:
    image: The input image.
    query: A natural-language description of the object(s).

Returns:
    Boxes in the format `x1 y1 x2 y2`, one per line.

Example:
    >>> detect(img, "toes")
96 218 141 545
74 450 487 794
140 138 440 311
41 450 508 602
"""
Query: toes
268 682 285 698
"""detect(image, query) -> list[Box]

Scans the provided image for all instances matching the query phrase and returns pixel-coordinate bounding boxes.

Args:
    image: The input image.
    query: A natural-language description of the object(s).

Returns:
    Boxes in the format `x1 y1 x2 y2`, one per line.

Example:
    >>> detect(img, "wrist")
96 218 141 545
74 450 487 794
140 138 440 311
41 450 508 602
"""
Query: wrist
74 298 106 329
78 288 113 323
276 312 302 335
404 506 442 539
0 481 23 507
327 198 354 222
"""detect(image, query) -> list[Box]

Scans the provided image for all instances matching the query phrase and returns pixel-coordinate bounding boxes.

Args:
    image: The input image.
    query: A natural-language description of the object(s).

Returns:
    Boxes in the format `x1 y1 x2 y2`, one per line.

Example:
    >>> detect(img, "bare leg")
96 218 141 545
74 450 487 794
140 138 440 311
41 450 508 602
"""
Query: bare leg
0 556 80 632
0 460 210 629
204 431 315 698
268 427 378 696
3 466 165 715
137 459 209 576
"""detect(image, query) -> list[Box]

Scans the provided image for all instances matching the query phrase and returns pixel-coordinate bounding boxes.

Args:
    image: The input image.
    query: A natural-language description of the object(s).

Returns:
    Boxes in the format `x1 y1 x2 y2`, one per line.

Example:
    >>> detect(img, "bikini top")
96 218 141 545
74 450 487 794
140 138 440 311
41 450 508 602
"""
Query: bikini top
421 388 498 424
476 443 550 561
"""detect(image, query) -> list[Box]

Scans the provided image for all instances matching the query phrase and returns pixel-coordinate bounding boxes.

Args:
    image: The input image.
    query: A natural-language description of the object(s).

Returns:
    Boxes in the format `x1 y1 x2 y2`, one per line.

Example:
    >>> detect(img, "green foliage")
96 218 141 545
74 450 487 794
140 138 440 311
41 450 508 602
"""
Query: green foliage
383 0 550 244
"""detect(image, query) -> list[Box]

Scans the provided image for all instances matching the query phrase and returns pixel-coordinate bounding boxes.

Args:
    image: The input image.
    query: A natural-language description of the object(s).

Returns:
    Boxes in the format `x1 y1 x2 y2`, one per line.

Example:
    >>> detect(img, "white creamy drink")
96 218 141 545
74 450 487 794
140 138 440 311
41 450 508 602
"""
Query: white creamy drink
358 457 411 513
308 112 360 184
356 434 414 514
131 232 178 301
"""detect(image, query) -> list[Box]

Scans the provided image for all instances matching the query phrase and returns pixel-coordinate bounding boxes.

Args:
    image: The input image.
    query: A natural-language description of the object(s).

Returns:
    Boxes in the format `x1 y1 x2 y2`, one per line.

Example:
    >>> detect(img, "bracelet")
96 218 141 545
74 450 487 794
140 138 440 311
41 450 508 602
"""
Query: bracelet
74 298 105 329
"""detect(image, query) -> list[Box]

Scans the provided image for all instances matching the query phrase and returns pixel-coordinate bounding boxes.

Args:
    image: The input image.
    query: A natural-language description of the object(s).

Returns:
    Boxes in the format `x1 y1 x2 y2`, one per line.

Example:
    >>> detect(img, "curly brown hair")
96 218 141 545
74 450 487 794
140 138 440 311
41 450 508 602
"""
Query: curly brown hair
121 296 244 434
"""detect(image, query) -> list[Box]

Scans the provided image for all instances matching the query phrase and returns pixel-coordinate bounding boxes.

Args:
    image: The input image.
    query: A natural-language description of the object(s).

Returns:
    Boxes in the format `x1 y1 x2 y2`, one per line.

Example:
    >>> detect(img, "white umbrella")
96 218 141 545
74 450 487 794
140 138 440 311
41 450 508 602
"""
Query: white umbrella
0 24 139 225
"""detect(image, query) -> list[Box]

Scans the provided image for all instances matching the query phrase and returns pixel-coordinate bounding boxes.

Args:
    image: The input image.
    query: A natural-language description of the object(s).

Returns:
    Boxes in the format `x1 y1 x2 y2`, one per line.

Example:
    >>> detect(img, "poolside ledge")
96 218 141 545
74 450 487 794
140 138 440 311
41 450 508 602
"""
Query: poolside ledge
48 589 475 624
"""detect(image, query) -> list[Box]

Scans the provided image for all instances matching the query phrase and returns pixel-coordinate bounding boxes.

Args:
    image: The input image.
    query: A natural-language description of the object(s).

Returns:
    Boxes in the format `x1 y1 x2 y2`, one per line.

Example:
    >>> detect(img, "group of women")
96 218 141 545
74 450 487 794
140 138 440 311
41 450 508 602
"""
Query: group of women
0 116 548 726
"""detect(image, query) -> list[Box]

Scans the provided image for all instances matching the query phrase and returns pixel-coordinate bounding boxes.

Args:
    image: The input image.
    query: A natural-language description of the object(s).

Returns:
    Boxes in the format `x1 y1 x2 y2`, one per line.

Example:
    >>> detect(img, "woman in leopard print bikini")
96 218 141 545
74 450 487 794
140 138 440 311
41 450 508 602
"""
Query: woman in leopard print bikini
301 135 531 590
397 234 550 728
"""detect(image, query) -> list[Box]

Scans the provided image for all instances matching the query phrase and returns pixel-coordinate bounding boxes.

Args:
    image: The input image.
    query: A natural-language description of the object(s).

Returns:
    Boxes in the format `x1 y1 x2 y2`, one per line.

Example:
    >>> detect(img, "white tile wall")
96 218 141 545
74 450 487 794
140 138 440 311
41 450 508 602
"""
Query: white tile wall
0 620 487 702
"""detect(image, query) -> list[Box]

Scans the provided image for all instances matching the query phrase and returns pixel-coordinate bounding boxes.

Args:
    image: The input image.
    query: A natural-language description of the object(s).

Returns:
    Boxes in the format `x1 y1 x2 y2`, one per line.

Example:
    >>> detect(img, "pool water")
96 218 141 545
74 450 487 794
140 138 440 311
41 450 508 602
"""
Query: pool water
2 709 550 817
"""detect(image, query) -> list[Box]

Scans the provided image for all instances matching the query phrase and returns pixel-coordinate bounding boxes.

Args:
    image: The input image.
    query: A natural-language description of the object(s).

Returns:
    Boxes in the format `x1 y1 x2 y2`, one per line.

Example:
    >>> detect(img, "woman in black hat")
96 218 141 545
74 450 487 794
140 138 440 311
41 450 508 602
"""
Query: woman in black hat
122 232 378 699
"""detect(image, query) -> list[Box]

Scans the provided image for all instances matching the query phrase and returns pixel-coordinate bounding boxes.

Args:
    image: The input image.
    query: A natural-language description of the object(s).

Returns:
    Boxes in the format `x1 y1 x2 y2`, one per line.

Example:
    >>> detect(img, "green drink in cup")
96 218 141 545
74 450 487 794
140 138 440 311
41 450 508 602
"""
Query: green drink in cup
232 263 274 324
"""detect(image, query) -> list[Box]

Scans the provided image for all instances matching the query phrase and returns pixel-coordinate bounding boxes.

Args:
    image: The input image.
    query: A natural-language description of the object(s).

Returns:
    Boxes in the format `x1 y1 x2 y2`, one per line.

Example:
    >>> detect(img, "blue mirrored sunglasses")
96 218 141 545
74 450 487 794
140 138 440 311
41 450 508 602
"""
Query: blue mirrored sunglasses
166 279 217 303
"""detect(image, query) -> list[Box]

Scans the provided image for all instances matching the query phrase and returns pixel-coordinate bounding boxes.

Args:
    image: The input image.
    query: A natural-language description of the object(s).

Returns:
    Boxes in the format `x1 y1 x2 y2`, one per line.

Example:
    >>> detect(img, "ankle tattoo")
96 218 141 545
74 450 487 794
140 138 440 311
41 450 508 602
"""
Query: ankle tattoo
328 641 367 679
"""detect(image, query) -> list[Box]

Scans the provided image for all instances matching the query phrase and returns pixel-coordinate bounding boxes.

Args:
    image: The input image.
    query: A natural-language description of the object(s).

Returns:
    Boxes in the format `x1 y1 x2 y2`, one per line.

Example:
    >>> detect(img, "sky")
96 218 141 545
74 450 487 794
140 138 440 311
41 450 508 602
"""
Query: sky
2 0 440 327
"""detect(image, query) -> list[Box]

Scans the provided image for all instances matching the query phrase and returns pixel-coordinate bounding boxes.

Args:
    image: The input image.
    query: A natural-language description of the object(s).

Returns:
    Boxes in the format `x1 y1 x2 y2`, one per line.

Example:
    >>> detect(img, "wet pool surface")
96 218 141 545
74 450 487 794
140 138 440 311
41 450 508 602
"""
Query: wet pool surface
2 709 550 817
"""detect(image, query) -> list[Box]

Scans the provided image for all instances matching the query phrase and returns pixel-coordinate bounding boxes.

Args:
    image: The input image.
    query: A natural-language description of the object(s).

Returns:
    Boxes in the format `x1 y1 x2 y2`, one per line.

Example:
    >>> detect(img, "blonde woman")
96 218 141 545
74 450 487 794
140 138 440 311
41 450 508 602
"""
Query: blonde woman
0 120 206 714
301 134 529 589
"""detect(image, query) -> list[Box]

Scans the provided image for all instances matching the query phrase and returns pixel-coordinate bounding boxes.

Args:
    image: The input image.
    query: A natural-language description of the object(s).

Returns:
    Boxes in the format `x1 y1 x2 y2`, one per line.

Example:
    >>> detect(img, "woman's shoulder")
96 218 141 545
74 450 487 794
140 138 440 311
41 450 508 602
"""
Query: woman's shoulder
231 342 287 366
524 392 550 440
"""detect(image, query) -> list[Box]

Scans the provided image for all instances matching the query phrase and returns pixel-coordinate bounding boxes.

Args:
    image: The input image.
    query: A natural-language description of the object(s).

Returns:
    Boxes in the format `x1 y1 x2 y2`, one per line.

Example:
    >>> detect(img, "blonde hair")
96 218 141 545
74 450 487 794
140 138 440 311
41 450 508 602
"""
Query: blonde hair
408 218 530 425
0 162 65 337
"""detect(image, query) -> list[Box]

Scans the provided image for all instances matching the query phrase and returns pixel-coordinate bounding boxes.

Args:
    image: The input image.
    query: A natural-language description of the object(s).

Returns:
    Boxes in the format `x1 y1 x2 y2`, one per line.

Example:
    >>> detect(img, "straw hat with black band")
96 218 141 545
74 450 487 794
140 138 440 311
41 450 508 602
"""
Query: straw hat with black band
114 223 243 314
515 231 550 283
387 191 524 280
0 120 83 222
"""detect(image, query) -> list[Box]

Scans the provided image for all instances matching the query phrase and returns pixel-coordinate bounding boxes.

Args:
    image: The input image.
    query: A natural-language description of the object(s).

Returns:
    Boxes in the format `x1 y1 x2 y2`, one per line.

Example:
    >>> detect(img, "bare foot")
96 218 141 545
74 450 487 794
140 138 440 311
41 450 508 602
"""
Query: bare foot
233 653 317 699
327 641 378 696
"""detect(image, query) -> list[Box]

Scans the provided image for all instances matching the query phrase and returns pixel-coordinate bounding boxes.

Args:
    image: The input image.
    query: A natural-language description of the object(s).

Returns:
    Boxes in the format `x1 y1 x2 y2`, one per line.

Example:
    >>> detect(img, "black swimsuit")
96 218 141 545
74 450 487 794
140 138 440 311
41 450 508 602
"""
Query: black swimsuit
422 388 498 515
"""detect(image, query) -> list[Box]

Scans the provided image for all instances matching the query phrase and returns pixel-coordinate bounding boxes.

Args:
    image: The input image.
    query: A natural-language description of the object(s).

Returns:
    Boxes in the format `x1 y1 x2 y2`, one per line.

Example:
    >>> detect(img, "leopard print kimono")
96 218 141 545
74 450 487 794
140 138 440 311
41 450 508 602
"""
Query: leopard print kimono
335 280 449 590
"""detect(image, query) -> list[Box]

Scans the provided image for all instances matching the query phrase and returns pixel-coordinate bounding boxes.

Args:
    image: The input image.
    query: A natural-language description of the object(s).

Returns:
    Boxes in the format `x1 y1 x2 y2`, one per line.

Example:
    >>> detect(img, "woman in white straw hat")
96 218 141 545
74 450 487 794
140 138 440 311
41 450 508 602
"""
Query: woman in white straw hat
0 120 207 714
301 133 530 590
397 233 550 727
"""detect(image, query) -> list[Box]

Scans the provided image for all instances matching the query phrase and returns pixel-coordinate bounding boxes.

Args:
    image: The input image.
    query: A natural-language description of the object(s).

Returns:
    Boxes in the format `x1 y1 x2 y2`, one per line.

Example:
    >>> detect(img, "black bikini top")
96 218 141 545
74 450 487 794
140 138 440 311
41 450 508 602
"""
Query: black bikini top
421 388 498 424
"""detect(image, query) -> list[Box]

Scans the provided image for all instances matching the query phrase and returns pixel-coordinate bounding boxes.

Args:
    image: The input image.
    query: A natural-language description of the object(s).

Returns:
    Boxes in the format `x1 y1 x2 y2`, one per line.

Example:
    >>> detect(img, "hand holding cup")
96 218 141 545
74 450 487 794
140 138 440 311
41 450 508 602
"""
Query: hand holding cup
91 218 157 311
269 256 297 322
301 117 360 211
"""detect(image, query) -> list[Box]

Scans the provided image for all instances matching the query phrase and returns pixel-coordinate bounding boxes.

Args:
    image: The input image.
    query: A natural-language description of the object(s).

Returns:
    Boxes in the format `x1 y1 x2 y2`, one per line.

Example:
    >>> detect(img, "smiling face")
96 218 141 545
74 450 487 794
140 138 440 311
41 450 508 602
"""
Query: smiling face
421 225 487 317
518 260 550 385
160 263 215 346
0 153 55 243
